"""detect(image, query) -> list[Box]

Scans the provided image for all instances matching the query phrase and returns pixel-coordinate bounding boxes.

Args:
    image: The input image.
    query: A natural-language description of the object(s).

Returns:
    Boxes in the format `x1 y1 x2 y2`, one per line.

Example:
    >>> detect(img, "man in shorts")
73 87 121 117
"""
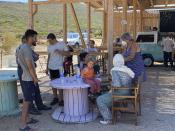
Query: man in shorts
46 33 70 106
18 29 50 131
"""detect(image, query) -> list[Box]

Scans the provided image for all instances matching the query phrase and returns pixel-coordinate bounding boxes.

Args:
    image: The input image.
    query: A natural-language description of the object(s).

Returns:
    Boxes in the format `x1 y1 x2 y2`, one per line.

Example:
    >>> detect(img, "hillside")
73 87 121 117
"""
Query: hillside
0 2 103 37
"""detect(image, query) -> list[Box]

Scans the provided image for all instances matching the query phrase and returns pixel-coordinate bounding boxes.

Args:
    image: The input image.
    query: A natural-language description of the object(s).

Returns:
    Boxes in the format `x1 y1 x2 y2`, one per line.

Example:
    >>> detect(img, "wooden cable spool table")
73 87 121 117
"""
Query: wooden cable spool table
50 76 98 123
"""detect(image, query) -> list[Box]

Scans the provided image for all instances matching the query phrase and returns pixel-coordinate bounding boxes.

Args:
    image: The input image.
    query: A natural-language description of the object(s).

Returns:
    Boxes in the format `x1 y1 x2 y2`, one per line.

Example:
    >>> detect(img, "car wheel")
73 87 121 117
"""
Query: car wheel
143 56 154 67
75 42 79 47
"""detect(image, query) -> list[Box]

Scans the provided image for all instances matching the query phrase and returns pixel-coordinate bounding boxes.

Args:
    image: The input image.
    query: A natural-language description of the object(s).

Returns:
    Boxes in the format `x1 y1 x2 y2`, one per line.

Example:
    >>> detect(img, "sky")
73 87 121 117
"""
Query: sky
0 0 26 2
0 0 45 3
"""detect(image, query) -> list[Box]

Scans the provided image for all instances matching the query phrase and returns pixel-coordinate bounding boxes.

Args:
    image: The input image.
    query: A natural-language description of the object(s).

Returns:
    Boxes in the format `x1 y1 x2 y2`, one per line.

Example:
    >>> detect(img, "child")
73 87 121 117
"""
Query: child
81 58 101 93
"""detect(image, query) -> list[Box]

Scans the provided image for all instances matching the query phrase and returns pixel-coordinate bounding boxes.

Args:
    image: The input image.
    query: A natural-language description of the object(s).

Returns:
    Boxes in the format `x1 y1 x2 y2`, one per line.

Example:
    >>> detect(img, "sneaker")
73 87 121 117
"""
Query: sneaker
59 100 64 106
29 108 42 115
19 126 33 131
27 118 39 124
100 120 112 125
50 98 59 106
19 99 23 104
38 105 52 111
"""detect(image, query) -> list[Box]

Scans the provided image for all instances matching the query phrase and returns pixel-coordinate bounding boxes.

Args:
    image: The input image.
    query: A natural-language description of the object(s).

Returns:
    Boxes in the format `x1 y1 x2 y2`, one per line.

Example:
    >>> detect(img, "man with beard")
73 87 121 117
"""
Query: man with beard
16 36 44 115
18 29 51 131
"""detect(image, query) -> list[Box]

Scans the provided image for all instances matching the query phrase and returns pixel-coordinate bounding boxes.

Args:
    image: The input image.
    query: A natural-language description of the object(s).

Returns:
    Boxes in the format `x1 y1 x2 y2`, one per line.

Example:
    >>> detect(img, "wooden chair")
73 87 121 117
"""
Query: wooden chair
111 81 141 125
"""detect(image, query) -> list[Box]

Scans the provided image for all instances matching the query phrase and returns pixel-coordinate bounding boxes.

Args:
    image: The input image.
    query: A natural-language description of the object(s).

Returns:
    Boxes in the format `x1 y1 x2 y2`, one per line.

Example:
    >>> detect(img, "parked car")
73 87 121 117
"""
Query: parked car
136 31 164 67
60 32 89 47
67 32 80 46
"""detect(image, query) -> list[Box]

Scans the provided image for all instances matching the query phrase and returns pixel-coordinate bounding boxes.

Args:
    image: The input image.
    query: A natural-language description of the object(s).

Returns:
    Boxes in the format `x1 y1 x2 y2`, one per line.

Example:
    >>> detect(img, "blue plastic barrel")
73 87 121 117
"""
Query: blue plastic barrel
0 69 19 117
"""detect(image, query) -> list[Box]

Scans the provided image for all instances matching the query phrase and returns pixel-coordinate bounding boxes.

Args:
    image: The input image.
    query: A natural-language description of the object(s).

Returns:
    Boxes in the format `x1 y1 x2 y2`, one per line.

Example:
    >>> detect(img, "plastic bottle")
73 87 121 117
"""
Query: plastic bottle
60 73 64 84
76 66 81 77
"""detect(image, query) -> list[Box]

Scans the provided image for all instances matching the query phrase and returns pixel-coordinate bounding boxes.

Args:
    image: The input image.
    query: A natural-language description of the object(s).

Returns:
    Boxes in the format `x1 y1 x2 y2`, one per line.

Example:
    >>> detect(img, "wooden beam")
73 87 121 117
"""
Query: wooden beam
154 0 175 5
63 4 67 43
102 12 107 47
149 0 154 7
142 17 159 19
140 5 143 32
165 0 169 6
28 0 34 29
133 0 137 39
90 1 102 8
122 0 128 33
32 0 103 5
107 0 114 73
33 5 38 16
87 2 91 45
104 0 108 13
102 0 108 47
70 3 86 48
147 6 175 10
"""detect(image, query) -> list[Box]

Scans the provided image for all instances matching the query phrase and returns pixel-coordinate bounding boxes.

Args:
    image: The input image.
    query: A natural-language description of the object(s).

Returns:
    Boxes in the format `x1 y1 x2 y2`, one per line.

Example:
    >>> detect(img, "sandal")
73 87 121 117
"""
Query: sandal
19 126 32 131
27 118 39 124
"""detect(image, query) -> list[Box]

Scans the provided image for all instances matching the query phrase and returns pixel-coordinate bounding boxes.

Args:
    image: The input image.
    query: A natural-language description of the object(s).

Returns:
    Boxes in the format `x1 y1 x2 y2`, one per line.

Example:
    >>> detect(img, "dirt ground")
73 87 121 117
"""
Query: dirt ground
1 66 175 131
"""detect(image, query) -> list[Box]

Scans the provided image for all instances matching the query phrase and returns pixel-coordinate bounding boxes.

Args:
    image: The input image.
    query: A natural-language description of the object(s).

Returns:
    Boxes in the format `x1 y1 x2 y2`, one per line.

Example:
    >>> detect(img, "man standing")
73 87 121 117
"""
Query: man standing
161 36 175 67
16 36 42 116
46 33 70 106
18 30 50 131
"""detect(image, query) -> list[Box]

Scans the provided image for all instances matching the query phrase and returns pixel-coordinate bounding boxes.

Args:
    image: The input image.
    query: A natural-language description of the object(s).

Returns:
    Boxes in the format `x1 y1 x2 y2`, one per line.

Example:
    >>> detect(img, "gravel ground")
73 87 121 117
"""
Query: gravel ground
0 66 175 131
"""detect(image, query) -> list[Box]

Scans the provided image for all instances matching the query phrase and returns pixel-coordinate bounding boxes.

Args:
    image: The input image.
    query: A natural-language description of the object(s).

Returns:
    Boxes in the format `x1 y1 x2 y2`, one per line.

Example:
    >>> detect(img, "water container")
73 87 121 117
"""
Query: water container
60 73 64 84
76 67 81 76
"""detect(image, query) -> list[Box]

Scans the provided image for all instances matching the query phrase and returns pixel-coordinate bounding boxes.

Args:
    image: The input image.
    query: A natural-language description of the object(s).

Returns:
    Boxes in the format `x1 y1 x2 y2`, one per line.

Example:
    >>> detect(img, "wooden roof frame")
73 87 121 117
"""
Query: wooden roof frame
28 0 175 72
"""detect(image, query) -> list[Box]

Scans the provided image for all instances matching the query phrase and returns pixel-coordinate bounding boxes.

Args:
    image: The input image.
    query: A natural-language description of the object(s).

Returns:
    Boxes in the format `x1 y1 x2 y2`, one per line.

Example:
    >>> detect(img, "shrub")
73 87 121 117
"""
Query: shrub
1 32 18 53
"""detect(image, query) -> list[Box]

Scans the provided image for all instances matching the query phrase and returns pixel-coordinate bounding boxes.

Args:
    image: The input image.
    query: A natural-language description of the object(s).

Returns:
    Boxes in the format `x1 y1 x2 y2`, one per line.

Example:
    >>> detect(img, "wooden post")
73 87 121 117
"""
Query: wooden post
1 50 2 69
70 4 86 48
140 5 143 32
28 0 34 29
87 2 91 45
122 0 128 33
63 4 67 43
133 0 137 39
107 0 114 73
102 0 108 47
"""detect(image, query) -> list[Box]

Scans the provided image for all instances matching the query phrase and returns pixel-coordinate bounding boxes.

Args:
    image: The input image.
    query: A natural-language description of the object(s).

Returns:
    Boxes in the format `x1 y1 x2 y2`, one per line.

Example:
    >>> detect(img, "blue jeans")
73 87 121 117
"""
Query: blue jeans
97 93 112 120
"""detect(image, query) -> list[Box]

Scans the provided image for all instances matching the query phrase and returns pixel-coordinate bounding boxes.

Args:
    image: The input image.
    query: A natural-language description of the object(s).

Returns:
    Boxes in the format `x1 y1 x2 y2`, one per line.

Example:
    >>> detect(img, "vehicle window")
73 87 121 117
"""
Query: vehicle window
73 34 78 38
136 35 154 42
67 34 72 38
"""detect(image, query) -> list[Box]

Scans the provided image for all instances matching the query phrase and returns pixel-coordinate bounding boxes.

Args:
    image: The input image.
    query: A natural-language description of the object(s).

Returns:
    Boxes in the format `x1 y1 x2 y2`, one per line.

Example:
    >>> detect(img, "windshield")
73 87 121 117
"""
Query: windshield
67 33 79 39
136 34 154 43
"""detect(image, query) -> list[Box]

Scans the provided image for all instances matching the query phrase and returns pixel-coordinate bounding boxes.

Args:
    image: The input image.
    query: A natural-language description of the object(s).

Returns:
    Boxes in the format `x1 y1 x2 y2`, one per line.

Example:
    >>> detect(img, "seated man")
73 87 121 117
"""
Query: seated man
85 40 98 52
96 54 135 125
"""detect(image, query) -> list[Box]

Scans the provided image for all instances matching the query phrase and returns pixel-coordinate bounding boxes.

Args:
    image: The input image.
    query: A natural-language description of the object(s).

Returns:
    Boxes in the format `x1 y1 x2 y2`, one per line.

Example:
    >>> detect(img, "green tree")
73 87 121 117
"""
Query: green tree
1 32 18 53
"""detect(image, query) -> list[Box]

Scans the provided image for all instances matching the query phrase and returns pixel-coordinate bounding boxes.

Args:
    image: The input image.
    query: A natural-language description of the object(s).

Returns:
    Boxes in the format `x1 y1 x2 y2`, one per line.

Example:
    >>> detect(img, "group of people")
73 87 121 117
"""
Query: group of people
16 29 145 130
97 32 145 124
16 30 53 131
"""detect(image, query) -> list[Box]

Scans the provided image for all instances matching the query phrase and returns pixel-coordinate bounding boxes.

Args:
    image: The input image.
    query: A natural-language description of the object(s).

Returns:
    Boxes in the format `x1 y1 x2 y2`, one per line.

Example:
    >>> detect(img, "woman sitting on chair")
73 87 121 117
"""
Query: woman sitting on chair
96 54 135 125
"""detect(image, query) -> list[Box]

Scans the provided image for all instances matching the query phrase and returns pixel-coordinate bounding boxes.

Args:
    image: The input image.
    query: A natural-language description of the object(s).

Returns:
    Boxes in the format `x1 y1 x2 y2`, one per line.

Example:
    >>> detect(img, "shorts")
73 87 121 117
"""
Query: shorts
49 69 60 80
21 81 35 102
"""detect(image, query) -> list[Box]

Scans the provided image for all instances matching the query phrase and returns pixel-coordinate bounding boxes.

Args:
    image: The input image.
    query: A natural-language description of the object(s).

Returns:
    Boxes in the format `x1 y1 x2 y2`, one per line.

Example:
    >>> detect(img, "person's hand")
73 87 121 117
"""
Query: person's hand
33 77 40 85
45 69 49 75
36 53 39 59
55 49 61 53
55 49 64 55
